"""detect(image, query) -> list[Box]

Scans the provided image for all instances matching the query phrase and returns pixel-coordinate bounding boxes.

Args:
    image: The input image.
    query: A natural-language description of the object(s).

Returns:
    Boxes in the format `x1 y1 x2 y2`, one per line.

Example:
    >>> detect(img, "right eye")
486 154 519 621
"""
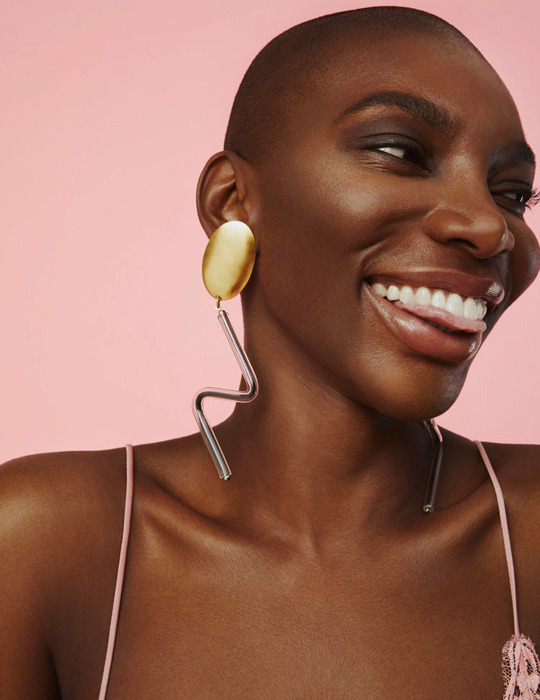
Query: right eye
375 145 409 159
369 141 428 169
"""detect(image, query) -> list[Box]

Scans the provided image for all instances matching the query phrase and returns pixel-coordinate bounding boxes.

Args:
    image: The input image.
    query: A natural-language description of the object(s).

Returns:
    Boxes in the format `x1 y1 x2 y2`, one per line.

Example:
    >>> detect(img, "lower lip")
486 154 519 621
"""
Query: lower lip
363 283 484 364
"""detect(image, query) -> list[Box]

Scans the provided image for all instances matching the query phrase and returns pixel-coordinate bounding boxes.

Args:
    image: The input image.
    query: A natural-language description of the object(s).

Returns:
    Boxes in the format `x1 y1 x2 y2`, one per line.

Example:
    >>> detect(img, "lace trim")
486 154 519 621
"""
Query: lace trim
502 634 540 699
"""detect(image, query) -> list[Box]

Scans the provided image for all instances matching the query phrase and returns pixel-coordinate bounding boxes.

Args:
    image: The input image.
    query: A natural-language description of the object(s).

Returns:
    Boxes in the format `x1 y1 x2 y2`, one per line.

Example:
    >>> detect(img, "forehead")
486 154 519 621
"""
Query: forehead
284 33 524 147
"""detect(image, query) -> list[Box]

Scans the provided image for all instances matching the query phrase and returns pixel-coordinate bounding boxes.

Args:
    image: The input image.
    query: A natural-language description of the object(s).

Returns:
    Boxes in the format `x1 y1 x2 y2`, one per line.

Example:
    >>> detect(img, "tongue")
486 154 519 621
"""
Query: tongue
394 301 487 332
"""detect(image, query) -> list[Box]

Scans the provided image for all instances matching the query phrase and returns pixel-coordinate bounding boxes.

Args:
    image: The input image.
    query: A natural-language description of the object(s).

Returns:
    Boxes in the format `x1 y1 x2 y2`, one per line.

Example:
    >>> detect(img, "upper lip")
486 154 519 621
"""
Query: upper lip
366 269 505 306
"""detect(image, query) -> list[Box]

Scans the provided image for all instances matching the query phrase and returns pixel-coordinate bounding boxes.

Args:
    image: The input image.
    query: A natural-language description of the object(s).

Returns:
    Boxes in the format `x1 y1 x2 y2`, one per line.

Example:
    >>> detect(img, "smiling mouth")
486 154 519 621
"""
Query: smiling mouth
368 281 488 333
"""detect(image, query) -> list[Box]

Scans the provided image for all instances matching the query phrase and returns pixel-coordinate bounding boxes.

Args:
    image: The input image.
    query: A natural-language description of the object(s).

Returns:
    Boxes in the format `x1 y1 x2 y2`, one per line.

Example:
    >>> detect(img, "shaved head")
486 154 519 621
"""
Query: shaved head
224 7 486 164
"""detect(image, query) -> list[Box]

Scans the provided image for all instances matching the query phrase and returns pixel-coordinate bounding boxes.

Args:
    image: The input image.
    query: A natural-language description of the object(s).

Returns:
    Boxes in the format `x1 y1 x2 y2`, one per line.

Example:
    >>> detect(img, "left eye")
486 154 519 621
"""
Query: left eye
502 191 529 203
492 186 539 217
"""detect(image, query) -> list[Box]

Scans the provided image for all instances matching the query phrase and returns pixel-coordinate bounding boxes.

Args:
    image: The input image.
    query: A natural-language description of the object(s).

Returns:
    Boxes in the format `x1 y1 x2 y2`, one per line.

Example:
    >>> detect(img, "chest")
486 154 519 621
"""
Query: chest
96 533 515 698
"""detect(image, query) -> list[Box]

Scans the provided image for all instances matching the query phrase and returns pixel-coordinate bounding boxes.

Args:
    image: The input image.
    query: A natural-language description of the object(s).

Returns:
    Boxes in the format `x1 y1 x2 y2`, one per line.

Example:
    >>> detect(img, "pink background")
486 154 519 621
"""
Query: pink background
1 0 539 463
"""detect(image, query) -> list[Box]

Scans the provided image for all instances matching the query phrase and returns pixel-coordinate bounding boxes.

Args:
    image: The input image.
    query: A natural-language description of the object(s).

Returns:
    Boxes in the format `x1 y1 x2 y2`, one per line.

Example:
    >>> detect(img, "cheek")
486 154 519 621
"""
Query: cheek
257 152 405 268
254 177 366 334
252 154 418 353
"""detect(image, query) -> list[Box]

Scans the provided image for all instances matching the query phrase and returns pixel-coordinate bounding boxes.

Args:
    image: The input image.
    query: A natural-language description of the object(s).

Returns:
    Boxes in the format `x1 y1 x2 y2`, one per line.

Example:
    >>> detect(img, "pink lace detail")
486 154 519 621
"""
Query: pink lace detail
474 442 539 699
502 634 540 699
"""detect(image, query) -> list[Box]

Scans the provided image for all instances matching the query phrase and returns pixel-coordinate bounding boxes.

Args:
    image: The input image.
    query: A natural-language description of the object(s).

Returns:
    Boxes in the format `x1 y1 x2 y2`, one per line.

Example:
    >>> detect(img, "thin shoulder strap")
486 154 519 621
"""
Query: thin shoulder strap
475 440 520 638
98 444 135 700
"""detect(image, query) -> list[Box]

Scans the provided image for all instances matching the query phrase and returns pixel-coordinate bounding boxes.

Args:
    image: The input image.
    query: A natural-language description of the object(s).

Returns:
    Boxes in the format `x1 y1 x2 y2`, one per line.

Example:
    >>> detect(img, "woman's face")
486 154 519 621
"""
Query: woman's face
245 33 539 420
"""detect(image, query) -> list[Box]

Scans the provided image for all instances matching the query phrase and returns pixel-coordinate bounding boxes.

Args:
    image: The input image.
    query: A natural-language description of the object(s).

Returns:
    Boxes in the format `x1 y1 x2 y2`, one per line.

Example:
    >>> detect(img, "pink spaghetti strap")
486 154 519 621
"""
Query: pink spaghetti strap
98 444 135 700
474 440 520 637
475 441 540 699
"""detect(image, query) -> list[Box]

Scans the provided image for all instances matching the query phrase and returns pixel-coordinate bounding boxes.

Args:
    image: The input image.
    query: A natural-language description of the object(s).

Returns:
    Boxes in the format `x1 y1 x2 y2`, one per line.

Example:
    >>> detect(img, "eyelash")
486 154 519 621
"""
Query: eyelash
515 188 540 209
372 144 539 214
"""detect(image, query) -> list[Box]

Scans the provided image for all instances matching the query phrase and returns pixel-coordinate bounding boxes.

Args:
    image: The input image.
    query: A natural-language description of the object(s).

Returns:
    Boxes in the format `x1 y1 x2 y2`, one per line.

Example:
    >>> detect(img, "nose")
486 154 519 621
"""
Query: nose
422 189 515 259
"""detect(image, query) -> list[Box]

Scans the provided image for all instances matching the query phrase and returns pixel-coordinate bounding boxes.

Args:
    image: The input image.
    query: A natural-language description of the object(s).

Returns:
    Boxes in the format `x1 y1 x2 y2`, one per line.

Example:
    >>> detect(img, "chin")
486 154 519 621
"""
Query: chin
375 395 458 423
352 360 470 423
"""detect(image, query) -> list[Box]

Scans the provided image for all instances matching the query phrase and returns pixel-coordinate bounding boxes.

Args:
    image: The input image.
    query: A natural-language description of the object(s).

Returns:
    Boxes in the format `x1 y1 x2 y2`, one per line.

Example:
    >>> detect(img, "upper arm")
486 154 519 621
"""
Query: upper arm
0 456 63 697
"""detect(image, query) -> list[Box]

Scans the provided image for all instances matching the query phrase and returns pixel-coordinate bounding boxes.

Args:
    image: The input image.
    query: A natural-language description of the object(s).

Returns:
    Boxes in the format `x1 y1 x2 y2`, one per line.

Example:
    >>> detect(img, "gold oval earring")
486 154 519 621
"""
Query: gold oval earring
202 220 256 301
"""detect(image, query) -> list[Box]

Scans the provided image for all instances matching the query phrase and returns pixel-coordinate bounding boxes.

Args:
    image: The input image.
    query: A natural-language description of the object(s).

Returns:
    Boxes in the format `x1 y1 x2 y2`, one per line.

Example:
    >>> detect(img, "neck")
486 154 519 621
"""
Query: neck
216 367 433 542
202 304 441 544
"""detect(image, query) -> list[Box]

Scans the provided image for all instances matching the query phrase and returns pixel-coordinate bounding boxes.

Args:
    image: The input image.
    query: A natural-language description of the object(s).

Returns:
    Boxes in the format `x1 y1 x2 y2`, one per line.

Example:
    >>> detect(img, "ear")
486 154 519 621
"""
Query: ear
196 151 259 239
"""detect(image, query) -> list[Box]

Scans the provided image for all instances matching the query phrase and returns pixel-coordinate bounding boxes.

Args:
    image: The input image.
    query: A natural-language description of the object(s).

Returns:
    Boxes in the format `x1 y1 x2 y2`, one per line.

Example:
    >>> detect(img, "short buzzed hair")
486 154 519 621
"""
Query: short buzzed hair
224 7 484 164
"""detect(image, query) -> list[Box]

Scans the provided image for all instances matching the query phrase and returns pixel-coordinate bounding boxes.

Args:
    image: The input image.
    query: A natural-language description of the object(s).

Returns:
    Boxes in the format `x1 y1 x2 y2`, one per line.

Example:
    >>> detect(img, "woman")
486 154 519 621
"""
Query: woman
1 6 539 698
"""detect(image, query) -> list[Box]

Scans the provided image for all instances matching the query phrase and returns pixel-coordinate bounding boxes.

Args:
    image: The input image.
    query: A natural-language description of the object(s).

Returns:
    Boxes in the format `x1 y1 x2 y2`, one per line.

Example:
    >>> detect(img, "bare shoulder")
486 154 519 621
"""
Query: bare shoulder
0 446 128 552
480 441 540 503
0 433 219 583
469 441 540 529
479 442 540 610
438 432 540 558
0 445 131 601
0 447 128 698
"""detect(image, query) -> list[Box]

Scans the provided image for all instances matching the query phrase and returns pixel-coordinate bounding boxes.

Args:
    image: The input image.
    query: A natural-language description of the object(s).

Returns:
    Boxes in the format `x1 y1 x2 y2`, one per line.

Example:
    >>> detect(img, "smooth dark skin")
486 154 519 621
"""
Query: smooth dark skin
1 33 539 699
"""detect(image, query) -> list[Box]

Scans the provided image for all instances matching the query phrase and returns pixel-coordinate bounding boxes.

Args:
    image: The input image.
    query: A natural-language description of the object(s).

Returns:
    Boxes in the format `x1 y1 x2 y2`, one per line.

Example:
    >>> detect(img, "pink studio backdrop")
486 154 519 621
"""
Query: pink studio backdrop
1 0 539 463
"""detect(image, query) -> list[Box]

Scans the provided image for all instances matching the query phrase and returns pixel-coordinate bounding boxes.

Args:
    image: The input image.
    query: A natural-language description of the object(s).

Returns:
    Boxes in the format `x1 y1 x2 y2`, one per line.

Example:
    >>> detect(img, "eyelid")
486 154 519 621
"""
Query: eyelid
491 182 537 201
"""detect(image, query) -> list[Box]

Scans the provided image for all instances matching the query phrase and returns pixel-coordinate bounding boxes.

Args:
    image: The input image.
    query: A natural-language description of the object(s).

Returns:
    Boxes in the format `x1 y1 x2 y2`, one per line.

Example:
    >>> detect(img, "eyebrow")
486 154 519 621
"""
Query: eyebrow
491 139 536 169
336 91 455 132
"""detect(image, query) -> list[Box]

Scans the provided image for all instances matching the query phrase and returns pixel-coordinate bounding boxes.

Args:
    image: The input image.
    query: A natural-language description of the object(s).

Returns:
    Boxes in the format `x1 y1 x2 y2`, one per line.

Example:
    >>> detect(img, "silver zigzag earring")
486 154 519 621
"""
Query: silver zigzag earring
422 418 443 513
192 221 259 480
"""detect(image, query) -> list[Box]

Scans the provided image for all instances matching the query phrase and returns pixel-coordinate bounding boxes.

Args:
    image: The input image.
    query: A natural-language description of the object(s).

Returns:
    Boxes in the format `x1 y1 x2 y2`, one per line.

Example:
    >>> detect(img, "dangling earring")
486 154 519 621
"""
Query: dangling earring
192 221 258 480
422 418 443 513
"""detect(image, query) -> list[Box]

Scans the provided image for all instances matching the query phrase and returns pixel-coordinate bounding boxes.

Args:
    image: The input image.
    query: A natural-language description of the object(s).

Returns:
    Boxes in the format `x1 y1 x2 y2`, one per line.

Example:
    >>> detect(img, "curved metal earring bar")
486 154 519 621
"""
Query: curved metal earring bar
422 418 443 514
192 300 259 480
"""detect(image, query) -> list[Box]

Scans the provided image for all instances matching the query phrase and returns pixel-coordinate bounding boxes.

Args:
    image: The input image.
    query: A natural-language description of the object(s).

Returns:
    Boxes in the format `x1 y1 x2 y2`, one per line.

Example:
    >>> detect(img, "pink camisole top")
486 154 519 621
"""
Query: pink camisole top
97 442 540 699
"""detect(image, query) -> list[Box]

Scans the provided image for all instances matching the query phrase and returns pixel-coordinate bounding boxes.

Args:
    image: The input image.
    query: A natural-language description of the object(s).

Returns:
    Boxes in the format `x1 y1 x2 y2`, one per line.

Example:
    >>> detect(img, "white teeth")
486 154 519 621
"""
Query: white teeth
372 282 388 297
431 290 446 309
399 286 414 304
463 297 478 321
414 287 431 306
370 281 488 322
446 293 464 317
387 284 400 301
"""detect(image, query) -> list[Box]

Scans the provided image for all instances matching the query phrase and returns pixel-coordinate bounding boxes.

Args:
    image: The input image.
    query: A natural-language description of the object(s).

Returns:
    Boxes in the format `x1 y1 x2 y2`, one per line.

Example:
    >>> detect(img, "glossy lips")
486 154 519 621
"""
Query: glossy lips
363 274 504 363
371 282 487 332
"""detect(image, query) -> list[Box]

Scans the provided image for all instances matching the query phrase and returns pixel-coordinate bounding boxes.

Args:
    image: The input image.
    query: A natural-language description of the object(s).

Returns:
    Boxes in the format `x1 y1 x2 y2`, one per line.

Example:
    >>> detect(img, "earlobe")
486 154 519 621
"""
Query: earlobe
196 150 255 238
